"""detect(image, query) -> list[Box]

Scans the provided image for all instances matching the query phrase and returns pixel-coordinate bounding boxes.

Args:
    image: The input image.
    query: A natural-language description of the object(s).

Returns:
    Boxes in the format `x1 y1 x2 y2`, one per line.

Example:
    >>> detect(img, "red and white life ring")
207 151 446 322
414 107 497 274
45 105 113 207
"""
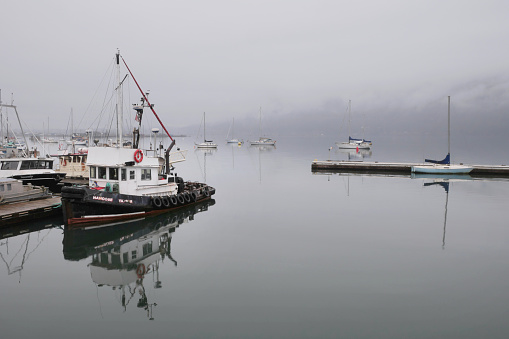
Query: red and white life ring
136 263 146 278
134 149 143 163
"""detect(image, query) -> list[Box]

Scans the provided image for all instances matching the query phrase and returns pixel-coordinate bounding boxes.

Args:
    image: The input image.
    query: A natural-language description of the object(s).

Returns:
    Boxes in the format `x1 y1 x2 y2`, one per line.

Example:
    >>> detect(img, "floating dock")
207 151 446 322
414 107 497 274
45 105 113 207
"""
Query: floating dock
0 197 62 227
311 160 509 177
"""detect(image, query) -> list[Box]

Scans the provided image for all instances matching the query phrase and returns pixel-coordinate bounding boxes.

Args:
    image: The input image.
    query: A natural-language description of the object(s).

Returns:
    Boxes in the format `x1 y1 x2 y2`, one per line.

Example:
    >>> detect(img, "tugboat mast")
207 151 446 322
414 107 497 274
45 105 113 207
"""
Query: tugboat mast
116 51 123 148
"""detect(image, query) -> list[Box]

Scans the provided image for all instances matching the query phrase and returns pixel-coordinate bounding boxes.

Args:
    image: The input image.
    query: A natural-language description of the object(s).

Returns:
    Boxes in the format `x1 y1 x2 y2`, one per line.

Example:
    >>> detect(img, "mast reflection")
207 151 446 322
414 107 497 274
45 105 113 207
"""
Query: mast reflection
63 199 215 320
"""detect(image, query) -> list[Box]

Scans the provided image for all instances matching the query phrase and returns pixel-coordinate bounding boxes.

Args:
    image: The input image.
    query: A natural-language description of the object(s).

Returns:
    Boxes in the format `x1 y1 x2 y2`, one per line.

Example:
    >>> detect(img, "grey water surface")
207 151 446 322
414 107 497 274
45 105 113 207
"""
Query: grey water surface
2 134 509 339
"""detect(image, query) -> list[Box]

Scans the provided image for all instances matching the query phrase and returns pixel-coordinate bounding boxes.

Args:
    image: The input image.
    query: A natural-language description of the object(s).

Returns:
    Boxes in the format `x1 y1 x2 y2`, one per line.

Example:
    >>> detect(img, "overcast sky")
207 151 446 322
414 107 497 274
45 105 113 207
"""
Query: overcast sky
2 0 508 138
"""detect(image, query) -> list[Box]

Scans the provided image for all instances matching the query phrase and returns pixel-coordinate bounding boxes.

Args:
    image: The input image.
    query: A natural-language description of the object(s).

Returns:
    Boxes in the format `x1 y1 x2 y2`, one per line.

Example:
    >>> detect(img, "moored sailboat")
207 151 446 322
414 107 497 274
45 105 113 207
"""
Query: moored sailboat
60 52 216 227
195 112 218 149
336 100 371 150
411 96 473 174
250 107 275 146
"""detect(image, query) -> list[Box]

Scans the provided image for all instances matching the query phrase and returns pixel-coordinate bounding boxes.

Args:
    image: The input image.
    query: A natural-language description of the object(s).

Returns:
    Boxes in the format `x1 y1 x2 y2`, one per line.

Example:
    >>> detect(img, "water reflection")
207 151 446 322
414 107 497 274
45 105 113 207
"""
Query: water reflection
62 199 215 320
195 148 216 183
337 148 372 160
0 217 62 282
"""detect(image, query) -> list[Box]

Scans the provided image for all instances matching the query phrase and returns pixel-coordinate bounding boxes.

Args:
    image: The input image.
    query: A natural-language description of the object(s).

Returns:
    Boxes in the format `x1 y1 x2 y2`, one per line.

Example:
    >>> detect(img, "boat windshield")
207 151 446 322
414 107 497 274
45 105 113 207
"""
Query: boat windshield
1 161 20 170
20 160 53 170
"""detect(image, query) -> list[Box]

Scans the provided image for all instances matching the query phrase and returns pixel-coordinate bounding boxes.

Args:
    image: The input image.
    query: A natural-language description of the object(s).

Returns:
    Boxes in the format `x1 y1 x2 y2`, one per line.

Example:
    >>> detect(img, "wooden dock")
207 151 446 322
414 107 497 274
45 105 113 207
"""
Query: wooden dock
311 160 509 177
0 196 62 227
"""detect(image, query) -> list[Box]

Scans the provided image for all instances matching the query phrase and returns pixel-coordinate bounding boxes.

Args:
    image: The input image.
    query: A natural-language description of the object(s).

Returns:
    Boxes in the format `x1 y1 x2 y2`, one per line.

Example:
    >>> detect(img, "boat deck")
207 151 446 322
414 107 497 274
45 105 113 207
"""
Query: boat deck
311 160 509 177
0 196 62 227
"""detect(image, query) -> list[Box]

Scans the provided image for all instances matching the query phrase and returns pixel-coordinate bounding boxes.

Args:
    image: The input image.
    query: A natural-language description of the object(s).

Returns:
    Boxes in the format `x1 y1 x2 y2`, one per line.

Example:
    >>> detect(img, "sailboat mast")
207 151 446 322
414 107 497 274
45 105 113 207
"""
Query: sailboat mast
348 100 351 138
447 95 451 161
259 107 261 137
203 112 206 142
116 52 123 148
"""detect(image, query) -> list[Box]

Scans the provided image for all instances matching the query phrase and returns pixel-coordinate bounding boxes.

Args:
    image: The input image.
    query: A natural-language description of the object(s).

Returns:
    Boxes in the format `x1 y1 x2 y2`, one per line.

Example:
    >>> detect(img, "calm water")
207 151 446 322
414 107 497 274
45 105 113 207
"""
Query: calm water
2 135 509 339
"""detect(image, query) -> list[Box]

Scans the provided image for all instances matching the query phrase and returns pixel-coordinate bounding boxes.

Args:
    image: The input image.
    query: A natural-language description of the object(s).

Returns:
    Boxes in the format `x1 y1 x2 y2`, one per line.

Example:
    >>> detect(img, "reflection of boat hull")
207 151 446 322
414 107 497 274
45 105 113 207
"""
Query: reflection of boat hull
61 183 215 227
411 164 473 174
63 199 215 261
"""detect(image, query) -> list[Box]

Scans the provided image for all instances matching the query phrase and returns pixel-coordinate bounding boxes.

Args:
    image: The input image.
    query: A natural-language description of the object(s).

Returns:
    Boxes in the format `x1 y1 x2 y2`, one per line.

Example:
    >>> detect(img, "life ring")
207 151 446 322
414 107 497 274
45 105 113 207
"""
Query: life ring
177 194 185 205
162 196 170 208
134 149 143 163
136 264 146 278
61 158 67 166
169 195 178 205
153 196 162 208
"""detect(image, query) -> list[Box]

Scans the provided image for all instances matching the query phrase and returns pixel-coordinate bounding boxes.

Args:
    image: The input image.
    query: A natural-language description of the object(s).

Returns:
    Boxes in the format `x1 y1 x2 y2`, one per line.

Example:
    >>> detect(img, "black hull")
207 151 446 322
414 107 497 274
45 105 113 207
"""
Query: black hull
61 182 216 227
11 173 66 193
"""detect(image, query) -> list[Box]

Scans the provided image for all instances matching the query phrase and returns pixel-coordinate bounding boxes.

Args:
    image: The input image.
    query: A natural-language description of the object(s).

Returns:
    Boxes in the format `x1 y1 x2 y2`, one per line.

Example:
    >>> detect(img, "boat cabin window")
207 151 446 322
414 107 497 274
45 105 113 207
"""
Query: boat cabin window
121 168 126 181
109 168 118 180
20 160 52 170
7 184 11 190
141 168 151 181
90 167 96 178
131 250 137 260
0 185 3 192
1 161 19 170
143 242 153 256
130 170 135 180
98 167 107 179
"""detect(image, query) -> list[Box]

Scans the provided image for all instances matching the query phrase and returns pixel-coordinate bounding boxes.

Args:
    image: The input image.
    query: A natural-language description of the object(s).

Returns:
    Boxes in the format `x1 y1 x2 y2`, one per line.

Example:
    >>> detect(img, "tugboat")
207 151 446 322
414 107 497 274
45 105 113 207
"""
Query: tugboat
61 52 216 227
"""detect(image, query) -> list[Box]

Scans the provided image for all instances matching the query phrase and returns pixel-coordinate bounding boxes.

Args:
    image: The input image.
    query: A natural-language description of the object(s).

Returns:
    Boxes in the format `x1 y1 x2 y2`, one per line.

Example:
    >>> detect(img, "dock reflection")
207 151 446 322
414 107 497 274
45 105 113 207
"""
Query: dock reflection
62 199 215 320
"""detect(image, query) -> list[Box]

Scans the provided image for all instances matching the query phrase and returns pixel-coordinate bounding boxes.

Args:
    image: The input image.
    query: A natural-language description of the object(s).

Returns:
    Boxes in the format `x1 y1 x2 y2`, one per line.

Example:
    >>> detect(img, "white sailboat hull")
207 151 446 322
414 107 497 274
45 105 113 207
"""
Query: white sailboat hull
195 142 218 149
411 164 473 174
336 142 371 150
250 138 276 146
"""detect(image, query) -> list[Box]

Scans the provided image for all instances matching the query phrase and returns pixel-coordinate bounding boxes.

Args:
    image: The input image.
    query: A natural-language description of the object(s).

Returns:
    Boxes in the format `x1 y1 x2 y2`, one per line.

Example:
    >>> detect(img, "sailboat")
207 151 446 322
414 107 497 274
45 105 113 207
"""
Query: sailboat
336 100 371 149
60 51 216 227
250 107 276 146
411 96 473 174
226 117 241 144
195 112 218 149
42 117 58 143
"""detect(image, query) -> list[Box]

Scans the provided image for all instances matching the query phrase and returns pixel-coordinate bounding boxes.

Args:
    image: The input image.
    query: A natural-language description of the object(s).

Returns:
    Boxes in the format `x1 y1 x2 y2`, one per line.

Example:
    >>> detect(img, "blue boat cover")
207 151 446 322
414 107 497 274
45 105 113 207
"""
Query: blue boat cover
349 136 371 143
425 153 450 165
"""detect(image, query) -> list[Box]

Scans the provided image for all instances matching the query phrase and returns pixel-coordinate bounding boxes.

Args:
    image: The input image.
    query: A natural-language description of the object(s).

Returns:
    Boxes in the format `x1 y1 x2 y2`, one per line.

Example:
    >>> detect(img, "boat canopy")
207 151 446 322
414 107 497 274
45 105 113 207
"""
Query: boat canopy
349 136 371 144
425 153 450 165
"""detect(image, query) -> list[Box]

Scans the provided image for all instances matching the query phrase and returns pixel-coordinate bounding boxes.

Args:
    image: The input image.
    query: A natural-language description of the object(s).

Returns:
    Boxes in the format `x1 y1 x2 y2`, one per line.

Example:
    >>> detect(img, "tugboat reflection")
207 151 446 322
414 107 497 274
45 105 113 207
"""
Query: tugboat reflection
63 199 215 320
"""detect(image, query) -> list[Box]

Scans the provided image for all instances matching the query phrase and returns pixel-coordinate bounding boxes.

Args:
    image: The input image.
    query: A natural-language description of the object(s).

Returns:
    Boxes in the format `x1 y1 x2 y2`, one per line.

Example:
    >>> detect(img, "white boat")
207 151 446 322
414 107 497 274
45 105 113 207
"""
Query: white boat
250 137 276 146
0 157 66 192
195 112 217 149
412 96 473 174
226 117 241 144
250 107 276 146
60 51 215 227
336 100 372 150
411 164 473 174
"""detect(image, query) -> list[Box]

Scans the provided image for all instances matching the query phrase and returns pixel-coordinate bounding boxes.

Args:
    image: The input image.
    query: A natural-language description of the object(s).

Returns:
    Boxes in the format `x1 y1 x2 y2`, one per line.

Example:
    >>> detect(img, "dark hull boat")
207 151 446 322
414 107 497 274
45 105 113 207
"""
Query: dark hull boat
62 182 215 227
61 51 216 227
